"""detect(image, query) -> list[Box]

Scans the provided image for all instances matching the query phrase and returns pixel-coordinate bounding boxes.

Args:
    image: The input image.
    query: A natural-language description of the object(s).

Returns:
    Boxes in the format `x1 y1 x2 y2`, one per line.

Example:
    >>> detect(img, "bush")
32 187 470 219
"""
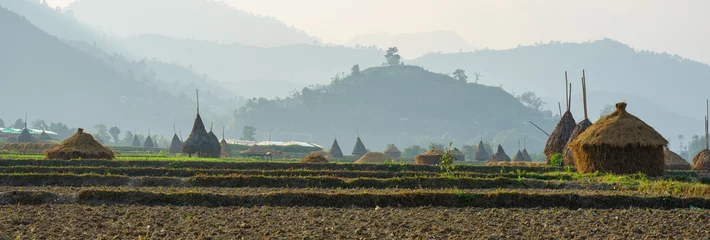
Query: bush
549 153 563 166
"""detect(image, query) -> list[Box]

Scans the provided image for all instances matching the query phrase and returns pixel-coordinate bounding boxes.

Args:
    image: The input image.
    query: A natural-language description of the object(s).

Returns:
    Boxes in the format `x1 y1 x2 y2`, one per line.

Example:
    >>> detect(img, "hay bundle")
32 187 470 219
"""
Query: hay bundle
352 137 367 156
488 144 511 162
356 152 391 164
415 148 443 165
245 144 262 154
39 130 52 141
563 73 592 166
17 128 33 143
329 139 343 158
300 152 329 164
545 72 576 164
451 148 465 161
521 149 533 161
473 141 489 160
182 113 220 158
664 148 691 170
45 128 115 160
207 123 222 157
692 101 710 170
169 134 182 154
384 144 401 158
144 135 154 148
131 134 141 147
512 150 528 162
569 102 667 176
220 139 230 158
1 142 58 154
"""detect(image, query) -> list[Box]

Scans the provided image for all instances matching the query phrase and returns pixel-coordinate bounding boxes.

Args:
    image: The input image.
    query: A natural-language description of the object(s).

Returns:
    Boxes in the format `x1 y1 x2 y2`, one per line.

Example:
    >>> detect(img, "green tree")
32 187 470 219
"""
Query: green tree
241 125 257 141
351 64 360 76
402 145 425 158
12 119 25 129
31 120 48 130
384 47 401 66
688 134 706 158
93 124 111 144
429 142 445 150
49 122 70 139
109 126 121 144
452 69 468 83
517 92 545 111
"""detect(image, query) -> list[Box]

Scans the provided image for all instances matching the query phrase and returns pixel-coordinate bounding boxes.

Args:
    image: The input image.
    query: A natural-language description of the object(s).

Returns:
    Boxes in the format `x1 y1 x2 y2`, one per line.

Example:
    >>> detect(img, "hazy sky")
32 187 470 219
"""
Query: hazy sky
47 0 710 63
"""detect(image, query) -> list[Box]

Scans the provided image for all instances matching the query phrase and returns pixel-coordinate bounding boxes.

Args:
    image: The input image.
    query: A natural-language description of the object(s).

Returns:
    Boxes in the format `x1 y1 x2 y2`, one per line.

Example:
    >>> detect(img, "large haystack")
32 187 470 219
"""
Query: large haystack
182 113 220 158
563 74 592 167
473 141 489 160
17 128 33 143
329 139 343 158
664 148 691 170
169 134 182 154
384 144 402 158
488 144 511 162
144 135 154 148
45 128 115 160
356 152 391 164
39 130 52 141
415 148 443 165
545 73 576 164
352 137 367 156
692 102 710 170
569 102 667 176
131 134 141 147
451 148 465 161
300 152 329 164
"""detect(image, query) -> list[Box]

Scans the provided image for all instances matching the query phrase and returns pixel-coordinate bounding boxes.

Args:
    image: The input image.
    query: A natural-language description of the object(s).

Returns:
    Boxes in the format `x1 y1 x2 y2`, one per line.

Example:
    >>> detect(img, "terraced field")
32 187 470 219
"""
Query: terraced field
0 158 708 239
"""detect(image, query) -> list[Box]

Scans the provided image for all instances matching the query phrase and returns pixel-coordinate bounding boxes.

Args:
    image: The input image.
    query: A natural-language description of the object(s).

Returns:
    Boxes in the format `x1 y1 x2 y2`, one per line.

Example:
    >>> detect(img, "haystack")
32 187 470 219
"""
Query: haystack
415 148 443 165
39 130 52 141
300 152 329 164
144 135 154 148
132 134 141 147
569 102 667 176
207 123 222 156
169 134 182 154
664 148 691 170
356 152 391 164
488 144 511 162
383 144 401 158
17 128 33 143
245 144 262 154
182 113 220 158
451 148 465 161
512 150 528 162
473 141 489 160
45 128 115 160
521 148 533 162
329 139 343 158
692 100 710 170
563 72 592 166
352 137 367 156
545 72 576 164
220 139 230 158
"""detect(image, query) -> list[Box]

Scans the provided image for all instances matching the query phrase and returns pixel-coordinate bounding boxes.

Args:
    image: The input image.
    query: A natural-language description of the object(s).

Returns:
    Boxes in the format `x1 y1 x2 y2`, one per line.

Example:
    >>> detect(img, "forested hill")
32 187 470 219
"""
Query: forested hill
234 65 556 153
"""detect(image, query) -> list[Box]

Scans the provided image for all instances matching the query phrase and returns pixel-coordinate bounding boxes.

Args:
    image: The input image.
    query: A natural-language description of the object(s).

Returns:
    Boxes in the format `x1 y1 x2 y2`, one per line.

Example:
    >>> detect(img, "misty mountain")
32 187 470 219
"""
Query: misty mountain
118 34 384 98
66 0 315 46
347 31 475 58
233 65 556 153
0 6 218 137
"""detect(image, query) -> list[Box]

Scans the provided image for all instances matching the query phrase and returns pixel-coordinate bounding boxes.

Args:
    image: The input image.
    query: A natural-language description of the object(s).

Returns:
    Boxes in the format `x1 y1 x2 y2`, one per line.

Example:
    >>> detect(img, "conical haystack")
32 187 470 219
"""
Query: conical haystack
563 72 593 166
132 134 141 147
488 144 511 162
352 137 367 156
692 100 710 170
545 72 576 164
220 139 230 158
415 148 443 165
144 135 154 148
512 150 529 162
522 149 533 161
182 113 220 158
473 141 489 160
664 148 691 170
451 148 465 161
45 128 115 160
207 123 222 156
169 134 182 154
329 139 343 158
300 152 329 164
17 128 33 143
39 130 52 141
570 102 667 176
356 152 391 164
383 144 402 158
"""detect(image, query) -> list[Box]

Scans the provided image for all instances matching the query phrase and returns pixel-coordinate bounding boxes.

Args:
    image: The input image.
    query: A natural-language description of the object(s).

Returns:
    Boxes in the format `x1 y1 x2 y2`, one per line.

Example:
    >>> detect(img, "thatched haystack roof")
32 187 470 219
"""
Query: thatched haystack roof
220 138 230 158
488 144 511 162
329 139 343 158
356 152 391 164
545 73 576 164
352 137 367 156
384 144 402 158
132 134 141 147
692 149 710 170
45 128 115 160
17 128 33 143
512 150 529 162
144 135 154 148
169 134 182 154
451 148 465 161
39 130 52 141
182 113 220 158
521 149 533 162
563 119 592 166
664 148 691 170
570 102 667 176
473 141 489 160
300 152 329 164
415 148 443 165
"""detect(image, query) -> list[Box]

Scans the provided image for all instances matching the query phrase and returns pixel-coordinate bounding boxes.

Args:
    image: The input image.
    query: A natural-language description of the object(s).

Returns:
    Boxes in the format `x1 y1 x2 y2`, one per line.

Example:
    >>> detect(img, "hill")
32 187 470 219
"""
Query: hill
66 0 315 46
347 31 476 58
233 65 556 153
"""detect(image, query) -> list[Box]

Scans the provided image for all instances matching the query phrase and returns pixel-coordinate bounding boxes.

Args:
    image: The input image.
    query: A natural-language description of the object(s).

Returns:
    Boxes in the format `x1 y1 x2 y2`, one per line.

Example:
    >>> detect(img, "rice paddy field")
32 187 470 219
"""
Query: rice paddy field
0 153 709 239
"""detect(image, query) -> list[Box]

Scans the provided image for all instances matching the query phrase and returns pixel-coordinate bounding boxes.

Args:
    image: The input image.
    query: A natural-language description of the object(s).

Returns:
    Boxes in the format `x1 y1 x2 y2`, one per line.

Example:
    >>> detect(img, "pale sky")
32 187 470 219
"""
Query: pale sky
46 0 710 63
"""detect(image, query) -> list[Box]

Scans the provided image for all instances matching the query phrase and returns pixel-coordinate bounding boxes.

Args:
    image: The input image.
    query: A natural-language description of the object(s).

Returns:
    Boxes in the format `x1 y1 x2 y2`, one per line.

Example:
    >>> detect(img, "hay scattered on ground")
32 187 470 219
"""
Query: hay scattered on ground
1 142 58 154
415 148 443 165
45 128 115 160
487 145 511 162
300 152 329 164
664 148 691 170
356 152 391 164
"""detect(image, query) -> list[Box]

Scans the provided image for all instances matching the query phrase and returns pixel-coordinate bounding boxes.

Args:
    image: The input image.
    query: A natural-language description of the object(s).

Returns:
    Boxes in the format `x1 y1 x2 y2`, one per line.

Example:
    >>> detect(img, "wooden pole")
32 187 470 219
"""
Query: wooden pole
196 89 200 114
564 71 568 111
558 102 562 117
582 70 588 120
529 121 550 136
706 99 708 150
568 83 572 112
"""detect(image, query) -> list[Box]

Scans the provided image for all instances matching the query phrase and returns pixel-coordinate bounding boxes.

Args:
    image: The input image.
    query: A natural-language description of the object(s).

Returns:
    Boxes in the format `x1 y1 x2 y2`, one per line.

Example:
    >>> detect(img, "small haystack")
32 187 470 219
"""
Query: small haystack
169 134 182 154
383 144 402 159
665 148 691 170
182 91 221 158
352 136 367 156
17 128 33 143
329 139 343 158
144 135 154 148
473 141 489 160
220 127 230 158
207 123 222 156
451 148 465 161
39 130 52 141
300 152 329 164
245 144 262 154
545 72 576 164
563 72 593 166
45 128 115 160
488 144 511 162
415 148 443 165
512 150 528 162
131 134 141 147
692 100 710 170
356 152 391 164
569 102 667 176
521 148 533 162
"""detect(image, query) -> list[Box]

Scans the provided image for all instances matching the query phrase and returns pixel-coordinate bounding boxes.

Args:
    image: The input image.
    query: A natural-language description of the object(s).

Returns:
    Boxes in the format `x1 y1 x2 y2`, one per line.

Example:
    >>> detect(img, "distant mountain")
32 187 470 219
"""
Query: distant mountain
66 0 315 46
118 34 384 98
347 31 475 58
0 6 216 137
234 65 556 153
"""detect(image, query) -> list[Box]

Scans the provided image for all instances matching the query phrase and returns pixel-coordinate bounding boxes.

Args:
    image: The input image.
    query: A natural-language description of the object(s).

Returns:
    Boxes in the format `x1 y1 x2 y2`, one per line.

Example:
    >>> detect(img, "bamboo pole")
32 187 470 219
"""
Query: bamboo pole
582 70 588 120
529 121 550 136
568 83 572 112
706 99 708 150
196 89 200 114
564 71 569 111
558 102 562 117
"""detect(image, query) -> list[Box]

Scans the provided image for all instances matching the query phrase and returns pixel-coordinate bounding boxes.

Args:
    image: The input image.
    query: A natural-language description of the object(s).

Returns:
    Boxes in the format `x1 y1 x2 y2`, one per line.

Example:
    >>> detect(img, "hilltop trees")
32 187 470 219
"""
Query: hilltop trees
12 119 25 129
351 64 360 76
93 124 111 143
452 69 468 83
384 47 401 66
518 92 545 111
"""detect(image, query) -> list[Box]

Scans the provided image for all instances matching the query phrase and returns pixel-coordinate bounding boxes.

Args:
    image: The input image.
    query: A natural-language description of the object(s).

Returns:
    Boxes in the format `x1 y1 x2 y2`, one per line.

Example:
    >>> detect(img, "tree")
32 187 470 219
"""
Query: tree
12 119 25 129
241 125 257 141
109 126 121 144
93 124 111 144
473 72 482 83
688 134 706 158
351 64 360 76
452 69 468 83
120 131 134 146
402 145 425 158
517 92 545 111
599 104 614 118
49 122 70 139
31 120 48 130
384 47 401 66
